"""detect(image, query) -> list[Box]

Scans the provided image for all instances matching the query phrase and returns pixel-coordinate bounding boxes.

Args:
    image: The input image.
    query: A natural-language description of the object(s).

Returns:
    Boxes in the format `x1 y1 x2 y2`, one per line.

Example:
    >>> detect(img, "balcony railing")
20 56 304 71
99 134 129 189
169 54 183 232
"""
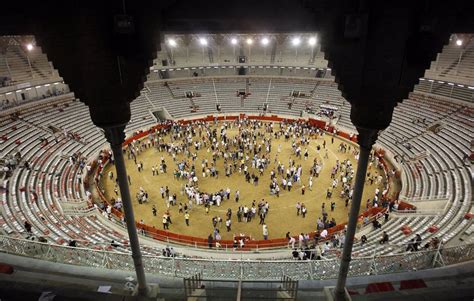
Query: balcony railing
0 235 472 280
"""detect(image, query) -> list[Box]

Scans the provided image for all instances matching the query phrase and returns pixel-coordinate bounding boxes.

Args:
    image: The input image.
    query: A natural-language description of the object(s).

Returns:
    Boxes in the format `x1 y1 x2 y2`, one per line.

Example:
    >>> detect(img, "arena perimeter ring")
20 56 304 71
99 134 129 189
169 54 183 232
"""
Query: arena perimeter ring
94 115 400 250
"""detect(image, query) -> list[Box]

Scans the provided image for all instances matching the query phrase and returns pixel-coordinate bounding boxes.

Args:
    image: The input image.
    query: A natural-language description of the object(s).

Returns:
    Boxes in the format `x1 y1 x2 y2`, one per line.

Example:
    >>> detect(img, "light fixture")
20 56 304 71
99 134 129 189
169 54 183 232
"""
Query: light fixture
261 37 269 46
168 39 177 47
246 38 253 45
26 43 34 51
292 37 301 46
308 37 317 46
456 39 463 46
231 38 238 45
199 38 208 46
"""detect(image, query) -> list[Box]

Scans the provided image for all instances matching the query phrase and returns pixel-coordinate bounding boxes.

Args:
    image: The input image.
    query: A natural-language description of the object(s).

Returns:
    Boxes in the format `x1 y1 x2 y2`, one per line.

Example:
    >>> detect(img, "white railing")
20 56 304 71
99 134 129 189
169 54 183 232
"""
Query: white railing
61 207 97 216
0 93 75 117
57 198 94 216
394 195 451 216
399 194 451 202
0 235 472 280
391 208 445 216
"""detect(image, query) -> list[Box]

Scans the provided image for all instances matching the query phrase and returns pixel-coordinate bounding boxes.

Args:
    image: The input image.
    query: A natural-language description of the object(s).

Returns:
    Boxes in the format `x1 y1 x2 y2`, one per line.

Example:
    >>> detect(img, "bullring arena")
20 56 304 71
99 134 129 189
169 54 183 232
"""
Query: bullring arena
99 119 391 241
0 26 473 301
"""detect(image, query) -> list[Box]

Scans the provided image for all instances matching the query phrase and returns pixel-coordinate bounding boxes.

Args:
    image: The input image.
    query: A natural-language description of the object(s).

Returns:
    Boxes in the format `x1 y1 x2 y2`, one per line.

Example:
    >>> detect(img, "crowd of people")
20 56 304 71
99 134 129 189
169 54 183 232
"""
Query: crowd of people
100 118 403 255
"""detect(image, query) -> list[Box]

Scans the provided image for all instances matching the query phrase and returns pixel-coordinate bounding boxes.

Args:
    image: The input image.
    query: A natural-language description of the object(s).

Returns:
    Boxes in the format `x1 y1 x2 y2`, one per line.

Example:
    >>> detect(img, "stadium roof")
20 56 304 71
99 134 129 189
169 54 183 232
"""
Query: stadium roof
1 0 473 132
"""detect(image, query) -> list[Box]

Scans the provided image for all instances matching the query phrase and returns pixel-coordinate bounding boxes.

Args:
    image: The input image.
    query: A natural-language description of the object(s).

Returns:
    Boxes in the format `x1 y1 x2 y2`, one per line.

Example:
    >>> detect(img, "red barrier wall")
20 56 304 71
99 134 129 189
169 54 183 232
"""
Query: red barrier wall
308 118 326 129
397 201 417 211
94 116 390 250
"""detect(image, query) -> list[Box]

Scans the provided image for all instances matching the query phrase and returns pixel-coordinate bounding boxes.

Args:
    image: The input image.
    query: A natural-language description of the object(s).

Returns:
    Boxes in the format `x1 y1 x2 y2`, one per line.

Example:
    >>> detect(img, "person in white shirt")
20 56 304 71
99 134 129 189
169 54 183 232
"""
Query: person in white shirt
289 236 296 249
320 229 328 239
298 233 304 248
323 242 331 255
262 224 269 240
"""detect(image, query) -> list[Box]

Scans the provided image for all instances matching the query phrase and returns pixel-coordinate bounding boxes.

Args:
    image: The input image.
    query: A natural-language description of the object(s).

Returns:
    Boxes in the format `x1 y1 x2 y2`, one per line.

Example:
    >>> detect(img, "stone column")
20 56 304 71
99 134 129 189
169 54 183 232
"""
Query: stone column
103 125 148 296
334 127 379 300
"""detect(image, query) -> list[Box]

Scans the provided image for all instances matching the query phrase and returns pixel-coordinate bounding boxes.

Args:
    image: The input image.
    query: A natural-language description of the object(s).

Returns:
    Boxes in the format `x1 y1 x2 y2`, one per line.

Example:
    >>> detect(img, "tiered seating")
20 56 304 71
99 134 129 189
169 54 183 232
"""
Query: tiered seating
127 90 156 133
372 94 473 254
153 36 328 70
0 95 164 255
1 70 472 260
423 37 474 86
1 43 68 111
214 77 245 113
140 77 471 257
145 77 345 119
415 79 474 103
415 36 474 103
150 65 329 80
0 46 54 84
140 77 472 255
167 79 217 115
243 78 270 112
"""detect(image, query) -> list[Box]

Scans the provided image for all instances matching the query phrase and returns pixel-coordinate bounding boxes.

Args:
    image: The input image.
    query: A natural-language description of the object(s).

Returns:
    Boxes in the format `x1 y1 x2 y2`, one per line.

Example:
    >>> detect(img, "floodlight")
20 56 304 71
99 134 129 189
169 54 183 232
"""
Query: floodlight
292 37 301 46
308 37 317 46
168 39 177 47
231 38 238 45
456 39 463 46
199 38 208 46
246 38 253 45
261 37 269 46
26 43 34 51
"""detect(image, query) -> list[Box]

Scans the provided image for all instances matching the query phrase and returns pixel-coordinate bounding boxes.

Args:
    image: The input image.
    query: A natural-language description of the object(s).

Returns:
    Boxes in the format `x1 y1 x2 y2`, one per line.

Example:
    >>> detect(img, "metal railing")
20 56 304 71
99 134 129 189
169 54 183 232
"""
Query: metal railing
398 194 451 202
0 235 472 281
61 206 97 216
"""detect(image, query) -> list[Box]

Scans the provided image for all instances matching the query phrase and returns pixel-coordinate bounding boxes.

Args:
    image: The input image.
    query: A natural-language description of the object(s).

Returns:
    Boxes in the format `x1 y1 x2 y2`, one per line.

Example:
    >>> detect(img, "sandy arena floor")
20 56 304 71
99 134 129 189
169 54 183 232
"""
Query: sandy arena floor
100 122 391 240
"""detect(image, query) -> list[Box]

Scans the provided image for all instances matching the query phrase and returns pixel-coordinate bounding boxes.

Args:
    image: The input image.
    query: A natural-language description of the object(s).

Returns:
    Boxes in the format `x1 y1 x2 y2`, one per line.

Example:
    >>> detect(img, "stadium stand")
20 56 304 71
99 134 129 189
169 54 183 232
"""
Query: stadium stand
1 74 472 258
0 35 472 293
414 35 474 103
0 40 68 111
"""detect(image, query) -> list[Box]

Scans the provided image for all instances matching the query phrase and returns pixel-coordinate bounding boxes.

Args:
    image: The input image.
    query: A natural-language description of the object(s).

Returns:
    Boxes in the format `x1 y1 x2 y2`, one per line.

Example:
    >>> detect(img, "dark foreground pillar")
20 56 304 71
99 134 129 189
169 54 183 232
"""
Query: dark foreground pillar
103 125 148 296
334 127 379 300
